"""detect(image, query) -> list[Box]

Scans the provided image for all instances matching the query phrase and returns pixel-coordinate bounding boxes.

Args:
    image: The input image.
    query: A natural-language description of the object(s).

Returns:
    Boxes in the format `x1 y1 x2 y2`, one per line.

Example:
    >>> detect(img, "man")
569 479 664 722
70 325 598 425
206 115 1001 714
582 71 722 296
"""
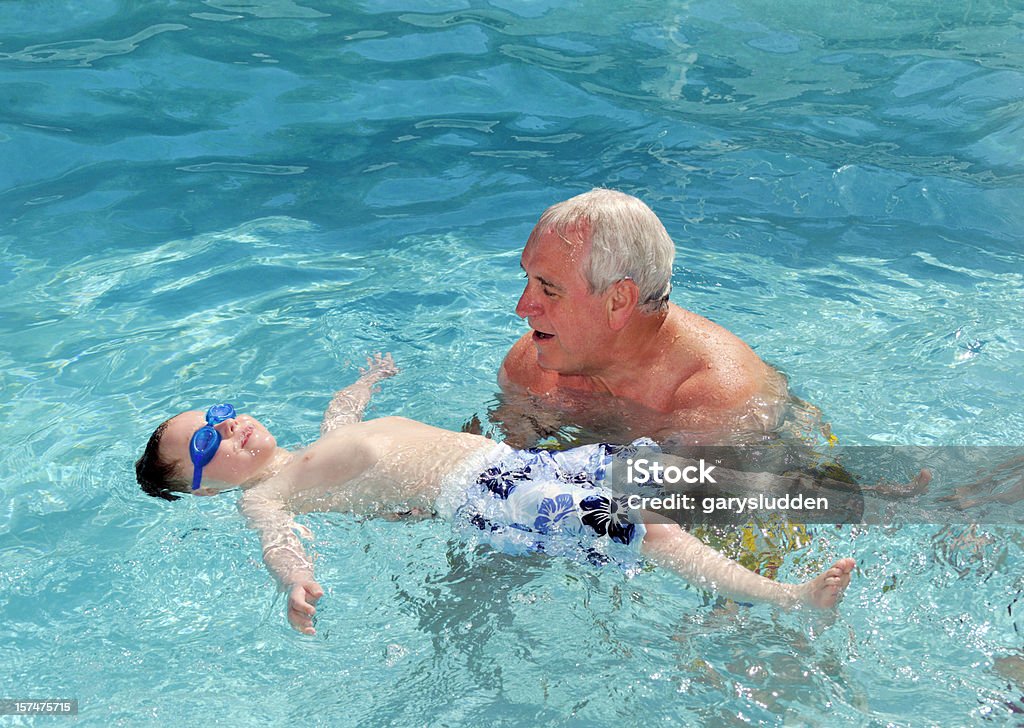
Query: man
498 188 791 447
135 355 854 635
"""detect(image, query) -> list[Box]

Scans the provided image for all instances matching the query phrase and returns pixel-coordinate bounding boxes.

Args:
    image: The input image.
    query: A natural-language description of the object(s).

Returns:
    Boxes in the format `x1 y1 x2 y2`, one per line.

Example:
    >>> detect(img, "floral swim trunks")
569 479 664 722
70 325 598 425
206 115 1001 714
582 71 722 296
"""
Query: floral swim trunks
437 439 660 570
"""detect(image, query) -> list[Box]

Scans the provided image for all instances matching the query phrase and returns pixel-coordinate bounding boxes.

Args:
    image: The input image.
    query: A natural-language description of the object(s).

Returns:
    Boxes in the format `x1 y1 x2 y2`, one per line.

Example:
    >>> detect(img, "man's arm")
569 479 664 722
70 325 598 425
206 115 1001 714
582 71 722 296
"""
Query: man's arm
239 485 323 635
321 353 398 436
497 334 529 390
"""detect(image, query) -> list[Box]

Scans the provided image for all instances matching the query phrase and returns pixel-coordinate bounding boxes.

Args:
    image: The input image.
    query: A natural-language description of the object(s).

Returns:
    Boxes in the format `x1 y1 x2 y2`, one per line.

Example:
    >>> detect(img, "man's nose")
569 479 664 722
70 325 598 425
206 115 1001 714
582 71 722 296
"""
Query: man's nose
516 286 541 319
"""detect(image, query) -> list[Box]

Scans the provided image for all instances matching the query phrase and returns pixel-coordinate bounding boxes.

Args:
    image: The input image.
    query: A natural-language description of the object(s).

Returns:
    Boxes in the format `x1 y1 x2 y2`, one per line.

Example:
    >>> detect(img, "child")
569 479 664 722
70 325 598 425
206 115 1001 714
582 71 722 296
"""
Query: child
136 354 854 635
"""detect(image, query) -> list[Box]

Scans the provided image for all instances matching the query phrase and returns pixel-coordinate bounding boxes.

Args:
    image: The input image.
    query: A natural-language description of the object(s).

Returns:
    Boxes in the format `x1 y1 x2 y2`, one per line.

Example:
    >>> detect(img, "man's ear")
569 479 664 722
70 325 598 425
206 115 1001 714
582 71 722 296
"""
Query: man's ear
606 278 640 331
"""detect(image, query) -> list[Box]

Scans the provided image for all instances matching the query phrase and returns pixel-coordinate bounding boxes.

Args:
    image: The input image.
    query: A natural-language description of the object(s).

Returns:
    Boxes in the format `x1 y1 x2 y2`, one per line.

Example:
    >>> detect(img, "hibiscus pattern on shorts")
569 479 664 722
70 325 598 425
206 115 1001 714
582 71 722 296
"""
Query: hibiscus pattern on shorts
534 493 581 535
449 439 660 569
578 493 635 545
477 463 532 499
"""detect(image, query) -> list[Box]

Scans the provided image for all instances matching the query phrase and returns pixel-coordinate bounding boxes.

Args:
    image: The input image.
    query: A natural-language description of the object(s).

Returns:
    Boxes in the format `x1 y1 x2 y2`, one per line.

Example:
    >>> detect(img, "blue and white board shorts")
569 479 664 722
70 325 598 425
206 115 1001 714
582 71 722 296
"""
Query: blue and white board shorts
436 439 660 571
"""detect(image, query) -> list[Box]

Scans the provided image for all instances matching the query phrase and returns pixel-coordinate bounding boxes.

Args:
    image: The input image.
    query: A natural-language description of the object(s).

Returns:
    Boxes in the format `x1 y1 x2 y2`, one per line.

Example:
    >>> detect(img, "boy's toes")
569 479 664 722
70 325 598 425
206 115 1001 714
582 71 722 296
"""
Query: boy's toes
808 558 855 609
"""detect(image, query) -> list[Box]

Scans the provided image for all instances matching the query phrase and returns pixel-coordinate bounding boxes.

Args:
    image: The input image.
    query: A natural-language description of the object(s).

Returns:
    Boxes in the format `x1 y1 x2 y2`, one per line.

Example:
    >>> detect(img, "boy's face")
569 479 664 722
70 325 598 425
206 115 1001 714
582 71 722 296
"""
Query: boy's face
161 410 278 493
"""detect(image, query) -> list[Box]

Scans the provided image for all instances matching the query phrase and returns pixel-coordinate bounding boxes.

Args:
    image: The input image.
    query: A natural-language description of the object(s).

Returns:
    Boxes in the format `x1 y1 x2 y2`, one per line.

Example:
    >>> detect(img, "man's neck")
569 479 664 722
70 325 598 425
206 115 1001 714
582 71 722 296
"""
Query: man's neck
568 308 677 397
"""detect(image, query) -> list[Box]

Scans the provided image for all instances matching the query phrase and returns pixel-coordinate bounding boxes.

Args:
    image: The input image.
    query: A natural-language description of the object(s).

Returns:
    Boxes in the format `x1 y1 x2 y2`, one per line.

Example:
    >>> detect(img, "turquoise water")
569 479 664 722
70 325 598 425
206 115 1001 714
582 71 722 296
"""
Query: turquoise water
1 1 1022 725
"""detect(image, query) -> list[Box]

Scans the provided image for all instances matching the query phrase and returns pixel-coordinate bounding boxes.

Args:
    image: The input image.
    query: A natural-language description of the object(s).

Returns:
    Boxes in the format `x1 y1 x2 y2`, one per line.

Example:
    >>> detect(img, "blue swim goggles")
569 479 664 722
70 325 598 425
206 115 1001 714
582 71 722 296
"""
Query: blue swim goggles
190 403 236 490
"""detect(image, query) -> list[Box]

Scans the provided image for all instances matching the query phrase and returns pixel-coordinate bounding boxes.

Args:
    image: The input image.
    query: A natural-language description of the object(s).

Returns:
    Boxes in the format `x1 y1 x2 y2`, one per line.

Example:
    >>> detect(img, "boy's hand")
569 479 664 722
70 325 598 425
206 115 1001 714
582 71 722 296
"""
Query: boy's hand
287 579 324 635
361 352 399 383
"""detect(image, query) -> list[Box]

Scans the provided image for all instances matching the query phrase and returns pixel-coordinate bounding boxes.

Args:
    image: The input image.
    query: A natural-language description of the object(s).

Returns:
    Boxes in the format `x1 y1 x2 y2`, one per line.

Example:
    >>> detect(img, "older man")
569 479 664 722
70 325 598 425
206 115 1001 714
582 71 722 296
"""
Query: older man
497 188 791 447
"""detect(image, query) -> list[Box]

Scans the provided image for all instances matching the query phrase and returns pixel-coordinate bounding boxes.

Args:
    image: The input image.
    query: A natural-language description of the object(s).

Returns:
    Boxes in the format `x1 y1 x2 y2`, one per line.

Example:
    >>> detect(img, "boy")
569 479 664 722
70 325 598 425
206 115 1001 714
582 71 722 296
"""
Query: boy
136 354 854 635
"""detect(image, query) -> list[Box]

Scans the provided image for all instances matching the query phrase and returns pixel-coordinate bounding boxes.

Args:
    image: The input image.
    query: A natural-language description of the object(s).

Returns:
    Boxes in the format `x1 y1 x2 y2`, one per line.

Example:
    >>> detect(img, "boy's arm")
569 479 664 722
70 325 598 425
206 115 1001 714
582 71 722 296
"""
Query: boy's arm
320 353 399 436
239 485 323 635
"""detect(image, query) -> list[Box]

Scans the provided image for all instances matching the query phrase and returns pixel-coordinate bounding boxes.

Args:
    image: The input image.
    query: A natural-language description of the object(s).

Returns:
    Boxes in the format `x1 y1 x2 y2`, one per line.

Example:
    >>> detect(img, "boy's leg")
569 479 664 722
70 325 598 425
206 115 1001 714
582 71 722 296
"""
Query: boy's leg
639 517 854 609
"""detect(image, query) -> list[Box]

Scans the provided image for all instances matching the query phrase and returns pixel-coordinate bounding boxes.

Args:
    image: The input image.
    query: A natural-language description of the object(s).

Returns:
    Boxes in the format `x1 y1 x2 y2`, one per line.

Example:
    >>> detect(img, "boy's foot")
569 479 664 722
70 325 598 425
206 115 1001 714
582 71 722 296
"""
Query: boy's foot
803 557 855 609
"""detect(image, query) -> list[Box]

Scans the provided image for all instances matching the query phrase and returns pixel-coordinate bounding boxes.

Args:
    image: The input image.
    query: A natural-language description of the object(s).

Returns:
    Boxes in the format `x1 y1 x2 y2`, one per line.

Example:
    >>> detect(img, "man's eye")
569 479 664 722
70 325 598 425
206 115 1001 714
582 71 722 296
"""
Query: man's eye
542 288 557 298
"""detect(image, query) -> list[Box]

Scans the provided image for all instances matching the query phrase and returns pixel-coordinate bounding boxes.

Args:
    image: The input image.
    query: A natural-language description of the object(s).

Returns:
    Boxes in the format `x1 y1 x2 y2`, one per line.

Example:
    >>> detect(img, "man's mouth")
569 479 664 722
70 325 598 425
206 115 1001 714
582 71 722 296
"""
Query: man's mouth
533 330 555 341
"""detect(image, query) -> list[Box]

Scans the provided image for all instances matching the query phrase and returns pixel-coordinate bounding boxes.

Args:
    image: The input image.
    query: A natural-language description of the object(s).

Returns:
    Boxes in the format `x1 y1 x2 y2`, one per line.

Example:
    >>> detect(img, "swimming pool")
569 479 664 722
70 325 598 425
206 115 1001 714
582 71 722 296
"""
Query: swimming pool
1 1 1022 725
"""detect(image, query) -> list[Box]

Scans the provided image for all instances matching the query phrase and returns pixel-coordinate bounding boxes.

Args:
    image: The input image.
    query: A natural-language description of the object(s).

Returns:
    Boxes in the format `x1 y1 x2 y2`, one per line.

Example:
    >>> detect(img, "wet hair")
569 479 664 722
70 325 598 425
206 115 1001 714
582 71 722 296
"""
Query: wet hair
529 188 674 313
135 419 190 501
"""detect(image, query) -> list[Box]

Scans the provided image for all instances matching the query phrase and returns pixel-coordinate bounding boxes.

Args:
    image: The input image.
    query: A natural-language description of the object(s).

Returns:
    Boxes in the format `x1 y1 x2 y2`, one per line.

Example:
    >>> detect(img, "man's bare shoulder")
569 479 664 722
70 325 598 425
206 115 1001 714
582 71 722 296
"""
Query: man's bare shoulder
670 366 750 412
499 333 559 393
661 307 777 412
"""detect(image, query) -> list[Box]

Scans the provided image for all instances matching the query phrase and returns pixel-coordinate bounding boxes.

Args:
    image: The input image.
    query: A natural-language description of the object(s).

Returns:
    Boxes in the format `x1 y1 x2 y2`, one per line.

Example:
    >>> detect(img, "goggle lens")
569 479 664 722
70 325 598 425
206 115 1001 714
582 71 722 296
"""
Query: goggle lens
189 403 237 490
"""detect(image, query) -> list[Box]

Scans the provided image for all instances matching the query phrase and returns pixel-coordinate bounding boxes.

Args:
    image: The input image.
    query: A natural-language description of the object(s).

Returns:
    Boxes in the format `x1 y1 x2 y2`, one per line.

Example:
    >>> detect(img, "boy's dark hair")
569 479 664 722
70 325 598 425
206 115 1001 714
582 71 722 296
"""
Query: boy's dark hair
135 420 190 501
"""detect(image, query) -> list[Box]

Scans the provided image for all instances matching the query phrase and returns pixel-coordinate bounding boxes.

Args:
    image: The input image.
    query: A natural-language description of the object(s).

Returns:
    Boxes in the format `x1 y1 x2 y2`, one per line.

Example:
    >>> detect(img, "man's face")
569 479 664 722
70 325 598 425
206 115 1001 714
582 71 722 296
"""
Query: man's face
161 409 277 493
516 225 613 375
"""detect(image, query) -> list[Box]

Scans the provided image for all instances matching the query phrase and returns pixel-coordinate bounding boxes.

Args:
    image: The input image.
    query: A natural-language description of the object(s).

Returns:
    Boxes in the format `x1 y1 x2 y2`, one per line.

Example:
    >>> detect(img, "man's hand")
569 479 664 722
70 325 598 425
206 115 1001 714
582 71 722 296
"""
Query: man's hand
460 413 484 435
287 579 324 635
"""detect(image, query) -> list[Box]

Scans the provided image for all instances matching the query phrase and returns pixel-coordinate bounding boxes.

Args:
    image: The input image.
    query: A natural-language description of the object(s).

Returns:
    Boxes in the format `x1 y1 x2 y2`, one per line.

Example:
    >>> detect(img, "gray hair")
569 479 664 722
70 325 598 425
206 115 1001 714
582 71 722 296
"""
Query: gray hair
529 188 674 313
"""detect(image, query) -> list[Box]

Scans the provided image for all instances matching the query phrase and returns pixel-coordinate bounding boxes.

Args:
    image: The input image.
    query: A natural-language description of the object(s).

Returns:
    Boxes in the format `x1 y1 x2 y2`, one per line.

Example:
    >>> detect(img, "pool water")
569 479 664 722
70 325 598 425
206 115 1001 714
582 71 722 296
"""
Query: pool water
1 1 1022 725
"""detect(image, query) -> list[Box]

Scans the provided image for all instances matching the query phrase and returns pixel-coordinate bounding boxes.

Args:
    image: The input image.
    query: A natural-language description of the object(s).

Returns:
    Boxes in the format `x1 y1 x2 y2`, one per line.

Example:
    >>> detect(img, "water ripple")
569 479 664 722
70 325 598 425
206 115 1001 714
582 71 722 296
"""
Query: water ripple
0 24 187 67
176 162 307 175
200 0 328 20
